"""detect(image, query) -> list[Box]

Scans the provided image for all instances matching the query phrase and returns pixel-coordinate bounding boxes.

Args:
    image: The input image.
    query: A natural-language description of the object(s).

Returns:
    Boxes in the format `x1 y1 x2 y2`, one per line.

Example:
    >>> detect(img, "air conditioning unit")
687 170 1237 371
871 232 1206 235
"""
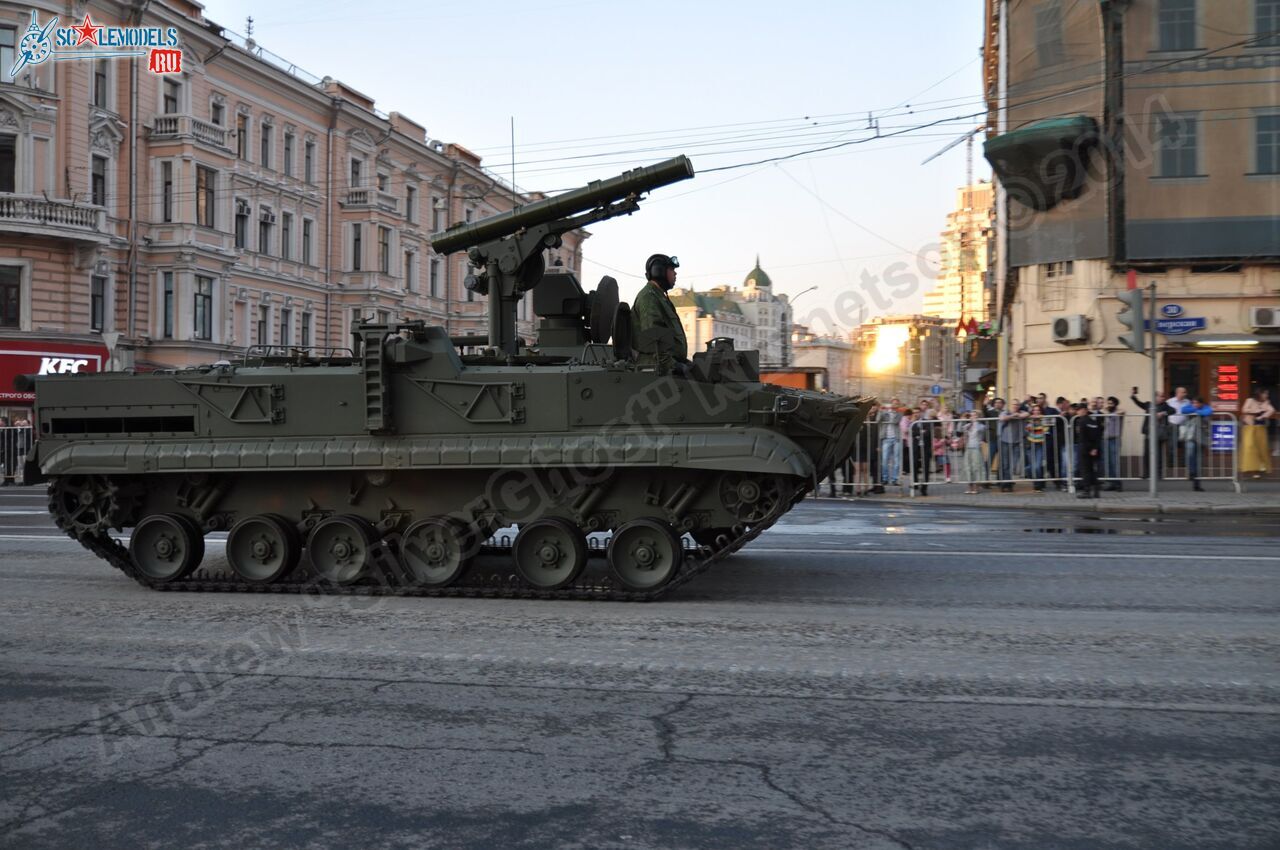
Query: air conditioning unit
1249 306 1280 330
1052 314 1089 344
260 211 277 224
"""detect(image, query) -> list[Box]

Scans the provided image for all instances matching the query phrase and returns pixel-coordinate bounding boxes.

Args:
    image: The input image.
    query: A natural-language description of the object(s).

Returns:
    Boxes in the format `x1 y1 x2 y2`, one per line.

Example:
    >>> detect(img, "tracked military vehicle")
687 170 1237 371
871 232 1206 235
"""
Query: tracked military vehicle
25 156 871 600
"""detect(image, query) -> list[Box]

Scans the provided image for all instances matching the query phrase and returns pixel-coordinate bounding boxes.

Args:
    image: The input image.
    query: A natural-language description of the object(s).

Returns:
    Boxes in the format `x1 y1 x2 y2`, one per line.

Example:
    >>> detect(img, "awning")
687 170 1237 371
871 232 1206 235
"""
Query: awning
983 116 1099 211
1170 332 1280 347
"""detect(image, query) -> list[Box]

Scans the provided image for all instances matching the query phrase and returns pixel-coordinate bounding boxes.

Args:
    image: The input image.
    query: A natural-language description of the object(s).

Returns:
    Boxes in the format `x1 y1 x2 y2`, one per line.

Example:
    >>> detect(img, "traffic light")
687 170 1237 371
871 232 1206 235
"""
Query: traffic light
1117 288 1147 355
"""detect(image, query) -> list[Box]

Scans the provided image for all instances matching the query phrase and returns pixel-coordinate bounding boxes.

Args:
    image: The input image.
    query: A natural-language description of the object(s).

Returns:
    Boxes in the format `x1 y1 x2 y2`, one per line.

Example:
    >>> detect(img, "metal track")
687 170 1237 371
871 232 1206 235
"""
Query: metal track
50 481 809 602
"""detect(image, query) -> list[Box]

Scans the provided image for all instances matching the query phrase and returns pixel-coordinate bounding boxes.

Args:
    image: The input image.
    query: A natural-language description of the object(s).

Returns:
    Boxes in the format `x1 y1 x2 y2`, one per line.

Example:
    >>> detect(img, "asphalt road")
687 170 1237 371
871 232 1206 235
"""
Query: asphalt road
1 485 1277 849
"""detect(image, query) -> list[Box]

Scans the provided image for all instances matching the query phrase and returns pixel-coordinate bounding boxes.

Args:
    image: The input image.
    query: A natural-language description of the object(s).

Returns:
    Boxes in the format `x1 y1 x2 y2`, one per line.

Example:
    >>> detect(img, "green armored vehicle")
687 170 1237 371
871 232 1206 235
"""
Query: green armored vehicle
25 156 871 600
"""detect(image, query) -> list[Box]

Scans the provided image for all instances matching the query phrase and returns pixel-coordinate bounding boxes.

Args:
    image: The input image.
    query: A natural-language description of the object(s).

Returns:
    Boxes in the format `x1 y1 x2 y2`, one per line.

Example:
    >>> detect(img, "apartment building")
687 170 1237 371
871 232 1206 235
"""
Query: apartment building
0 0 584 417
668 258 794 369
922 181 994 323
982 0 1279 409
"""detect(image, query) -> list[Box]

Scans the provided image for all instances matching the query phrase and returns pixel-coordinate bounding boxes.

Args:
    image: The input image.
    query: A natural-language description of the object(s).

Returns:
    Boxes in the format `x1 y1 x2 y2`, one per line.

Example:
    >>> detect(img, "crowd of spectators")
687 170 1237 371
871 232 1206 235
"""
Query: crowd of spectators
831 386 1275 498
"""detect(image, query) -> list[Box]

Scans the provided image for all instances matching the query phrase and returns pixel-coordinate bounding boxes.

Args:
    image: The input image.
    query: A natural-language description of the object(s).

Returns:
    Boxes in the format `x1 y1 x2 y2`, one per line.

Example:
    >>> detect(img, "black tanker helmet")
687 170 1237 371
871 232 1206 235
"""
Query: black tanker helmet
644 253 680 286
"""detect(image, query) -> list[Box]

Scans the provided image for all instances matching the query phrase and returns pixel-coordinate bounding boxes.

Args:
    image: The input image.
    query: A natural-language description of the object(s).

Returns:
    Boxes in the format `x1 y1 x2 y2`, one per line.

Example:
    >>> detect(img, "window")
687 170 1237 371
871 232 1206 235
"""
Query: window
429 258 440 297
91 156 107 206
377 172 389 192
0 135 16 193
1039 261 1071 311
377 310 390 325
93 60 109 108
0 266 19 328
163 78 181 114
432 204 443 232
1257 115 1280 174
194 276 213 340
161 161 174 222
301 312 312 347
258 209 274 255
283 132 294 177
302 219 313 265
210 100 225 127
1034 1 1064 67
304 140 315 183
404 250 415 291
351 223 363 271
162 271 174 338
1158 0 1196 51
280 212 293 260
405 185 417 224
464 260 474 302
236 113 249 160
196 166 216 227
350 158 362 187
257 305 270 344
259 123 273 169
234 200 248 249
378 226 391 273
90 275 106 331
1260 0 1280 47
0 26 15 85
1157 114 1199 177
280 308 292 346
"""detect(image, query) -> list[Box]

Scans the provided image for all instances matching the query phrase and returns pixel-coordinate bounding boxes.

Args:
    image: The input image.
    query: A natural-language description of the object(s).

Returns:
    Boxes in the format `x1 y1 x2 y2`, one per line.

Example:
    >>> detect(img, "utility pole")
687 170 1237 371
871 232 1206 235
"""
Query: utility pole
1147 282 1158 497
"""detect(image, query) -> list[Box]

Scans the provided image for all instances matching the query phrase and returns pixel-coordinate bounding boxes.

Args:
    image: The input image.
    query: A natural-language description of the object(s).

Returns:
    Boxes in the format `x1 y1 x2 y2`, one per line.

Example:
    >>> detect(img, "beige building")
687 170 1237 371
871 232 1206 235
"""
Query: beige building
789 323 854 396
669 258 793 367
923 181 994 322
983 0 1279 412
0 0 583 417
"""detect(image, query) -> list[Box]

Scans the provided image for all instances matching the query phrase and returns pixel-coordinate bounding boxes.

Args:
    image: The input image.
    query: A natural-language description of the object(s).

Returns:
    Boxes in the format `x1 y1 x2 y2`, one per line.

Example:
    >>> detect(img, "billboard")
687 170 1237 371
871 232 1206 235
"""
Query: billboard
0 340 109 404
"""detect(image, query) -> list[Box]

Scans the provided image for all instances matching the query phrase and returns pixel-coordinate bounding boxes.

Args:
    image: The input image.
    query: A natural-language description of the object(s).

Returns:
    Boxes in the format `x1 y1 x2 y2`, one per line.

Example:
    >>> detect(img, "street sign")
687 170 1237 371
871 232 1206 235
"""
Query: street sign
1144 317 1207 335
930 384 943 396
1160 304 1183 318
1211 423 1235 452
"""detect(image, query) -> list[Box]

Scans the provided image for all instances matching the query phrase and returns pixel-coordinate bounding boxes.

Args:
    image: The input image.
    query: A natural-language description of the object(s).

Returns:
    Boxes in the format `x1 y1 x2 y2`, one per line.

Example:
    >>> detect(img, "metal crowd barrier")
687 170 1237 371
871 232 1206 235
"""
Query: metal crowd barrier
813 410 1243 499
0 426 34 485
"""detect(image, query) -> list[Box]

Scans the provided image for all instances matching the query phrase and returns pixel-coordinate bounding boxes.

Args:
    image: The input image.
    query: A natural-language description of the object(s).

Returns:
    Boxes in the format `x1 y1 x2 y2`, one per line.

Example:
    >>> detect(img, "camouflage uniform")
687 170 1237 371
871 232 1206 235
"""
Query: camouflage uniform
631 281 688 372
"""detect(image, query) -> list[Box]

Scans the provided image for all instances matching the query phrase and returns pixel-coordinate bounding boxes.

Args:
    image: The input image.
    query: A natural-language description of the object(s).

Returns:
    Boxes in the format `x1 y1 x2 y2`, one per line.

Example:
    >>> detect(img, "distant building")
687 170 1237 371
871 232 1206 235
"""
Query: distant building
982 0 1279 411
923 181 994 322
790 323 854 396
669 257 793 367
848 315 961 404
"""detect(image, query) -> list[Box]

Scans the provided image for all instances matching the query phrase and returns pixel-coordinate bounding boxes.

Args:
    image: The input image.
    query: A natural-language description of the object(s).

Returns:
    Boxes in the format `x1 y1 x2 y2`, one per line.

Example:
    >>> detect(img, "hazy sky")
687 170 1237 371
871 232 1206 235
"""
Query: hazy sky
202 0 988 331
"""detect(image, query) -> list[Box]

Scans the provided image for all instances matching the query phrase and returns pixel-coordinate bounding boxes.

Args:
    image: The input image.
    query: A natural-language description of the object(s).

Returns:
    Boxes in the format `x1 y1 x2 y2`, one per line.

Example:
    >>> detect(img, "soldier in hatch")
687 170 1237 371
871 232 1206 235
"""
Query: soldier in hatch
632 253 690 375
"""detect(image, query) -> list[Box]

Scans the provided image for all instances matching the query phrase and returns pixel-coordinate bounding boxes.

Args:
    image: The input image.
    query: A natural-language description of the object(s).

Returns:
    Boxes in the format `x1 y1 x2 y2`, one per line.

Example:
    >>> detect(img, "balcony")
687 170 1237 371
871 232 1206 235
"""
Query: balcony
0 195 108 243
341 187 399 214
149 114 232 151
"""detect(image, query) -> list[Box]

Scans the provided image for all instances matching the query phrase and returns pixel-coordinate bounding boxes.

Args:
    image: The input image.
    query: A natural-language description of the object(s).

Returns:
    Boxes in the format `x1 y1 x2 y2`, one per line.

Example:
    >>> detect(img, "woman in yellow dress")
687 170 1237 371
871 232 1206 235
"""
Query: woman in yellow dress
1240 387 1276 478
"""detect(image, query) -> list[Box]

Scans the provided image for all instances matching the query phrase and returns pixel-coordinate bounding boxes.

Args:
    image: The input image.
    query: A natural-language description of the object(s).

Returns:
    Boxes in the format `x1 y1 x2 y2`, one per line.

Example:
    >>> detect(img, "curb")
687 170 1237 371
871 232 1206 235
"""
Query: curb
809 494 1280 516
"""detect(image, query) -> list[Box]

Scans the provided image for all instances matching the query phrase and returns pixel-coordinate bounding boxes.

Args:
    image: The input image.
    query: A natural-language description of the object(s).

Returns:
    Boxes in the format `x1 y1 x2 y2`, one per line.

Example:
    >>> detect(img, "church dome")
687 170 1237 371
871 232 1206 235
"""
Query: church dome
743 255 772 289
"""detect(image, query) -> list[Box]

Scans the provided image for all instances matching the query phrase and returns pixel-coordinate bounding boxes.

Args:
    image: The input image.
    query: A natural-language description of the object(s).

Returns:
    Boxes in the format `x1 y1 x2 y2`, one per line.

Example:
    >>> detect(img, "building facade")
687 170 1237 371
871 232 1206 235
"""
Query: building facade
0 0 583 418
983 0 1279 411
923 181 994 322
848 315 961 404
789 323 854 396
668 258 793 368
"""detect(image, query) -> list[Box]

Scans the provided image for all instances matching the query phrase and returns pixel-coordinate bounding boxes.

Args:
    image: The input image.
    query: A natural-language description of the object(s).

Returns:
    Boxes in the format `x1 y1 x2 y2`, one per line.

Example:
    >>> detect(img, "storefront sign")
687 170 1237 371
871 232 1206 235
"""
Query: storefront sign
1145 317 1207 335
0 340 108 404
1210 423 1235 452
1212 363 1240 405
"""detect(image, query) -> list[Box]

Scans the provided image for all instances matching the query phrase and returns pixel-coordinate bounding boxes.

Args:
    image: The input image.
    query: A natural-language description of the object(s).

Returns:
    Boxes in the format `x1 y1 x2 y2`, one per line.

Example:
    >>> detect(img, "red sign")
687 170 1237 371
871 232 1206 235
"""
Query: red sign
1212 363 1240 406
148 49 183 74
0 340 108 405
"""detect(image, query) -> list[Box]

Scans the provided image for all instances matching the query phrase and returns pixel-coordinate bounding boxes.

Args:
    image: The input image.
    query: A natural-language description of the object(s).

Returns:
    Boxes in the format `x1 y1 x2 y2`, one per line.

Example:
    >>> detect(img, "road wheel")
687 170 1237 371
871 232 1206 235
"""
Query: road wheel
608 518 682 592
130 513 204 582
307 515 375 585
227 514 300 584
401 517 476 587
513 518 587 590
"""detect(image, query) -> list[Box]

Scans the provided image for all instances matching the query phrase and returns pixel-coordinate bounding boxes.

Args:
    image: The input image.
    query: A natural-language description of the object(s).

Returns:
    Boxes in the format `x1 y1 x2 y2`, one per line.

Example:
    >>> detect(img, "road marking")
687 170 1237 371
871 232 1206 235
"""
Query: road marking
747 547 1280 561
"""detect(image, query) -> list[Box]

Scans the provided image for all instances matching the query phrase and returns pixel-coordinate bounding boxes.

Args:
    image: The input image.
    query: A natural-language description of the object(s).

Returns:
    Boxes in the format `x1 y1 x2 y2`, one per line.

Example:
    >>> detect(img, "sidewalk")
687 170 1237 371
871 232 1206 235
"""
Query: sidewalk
814 479 1280 514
